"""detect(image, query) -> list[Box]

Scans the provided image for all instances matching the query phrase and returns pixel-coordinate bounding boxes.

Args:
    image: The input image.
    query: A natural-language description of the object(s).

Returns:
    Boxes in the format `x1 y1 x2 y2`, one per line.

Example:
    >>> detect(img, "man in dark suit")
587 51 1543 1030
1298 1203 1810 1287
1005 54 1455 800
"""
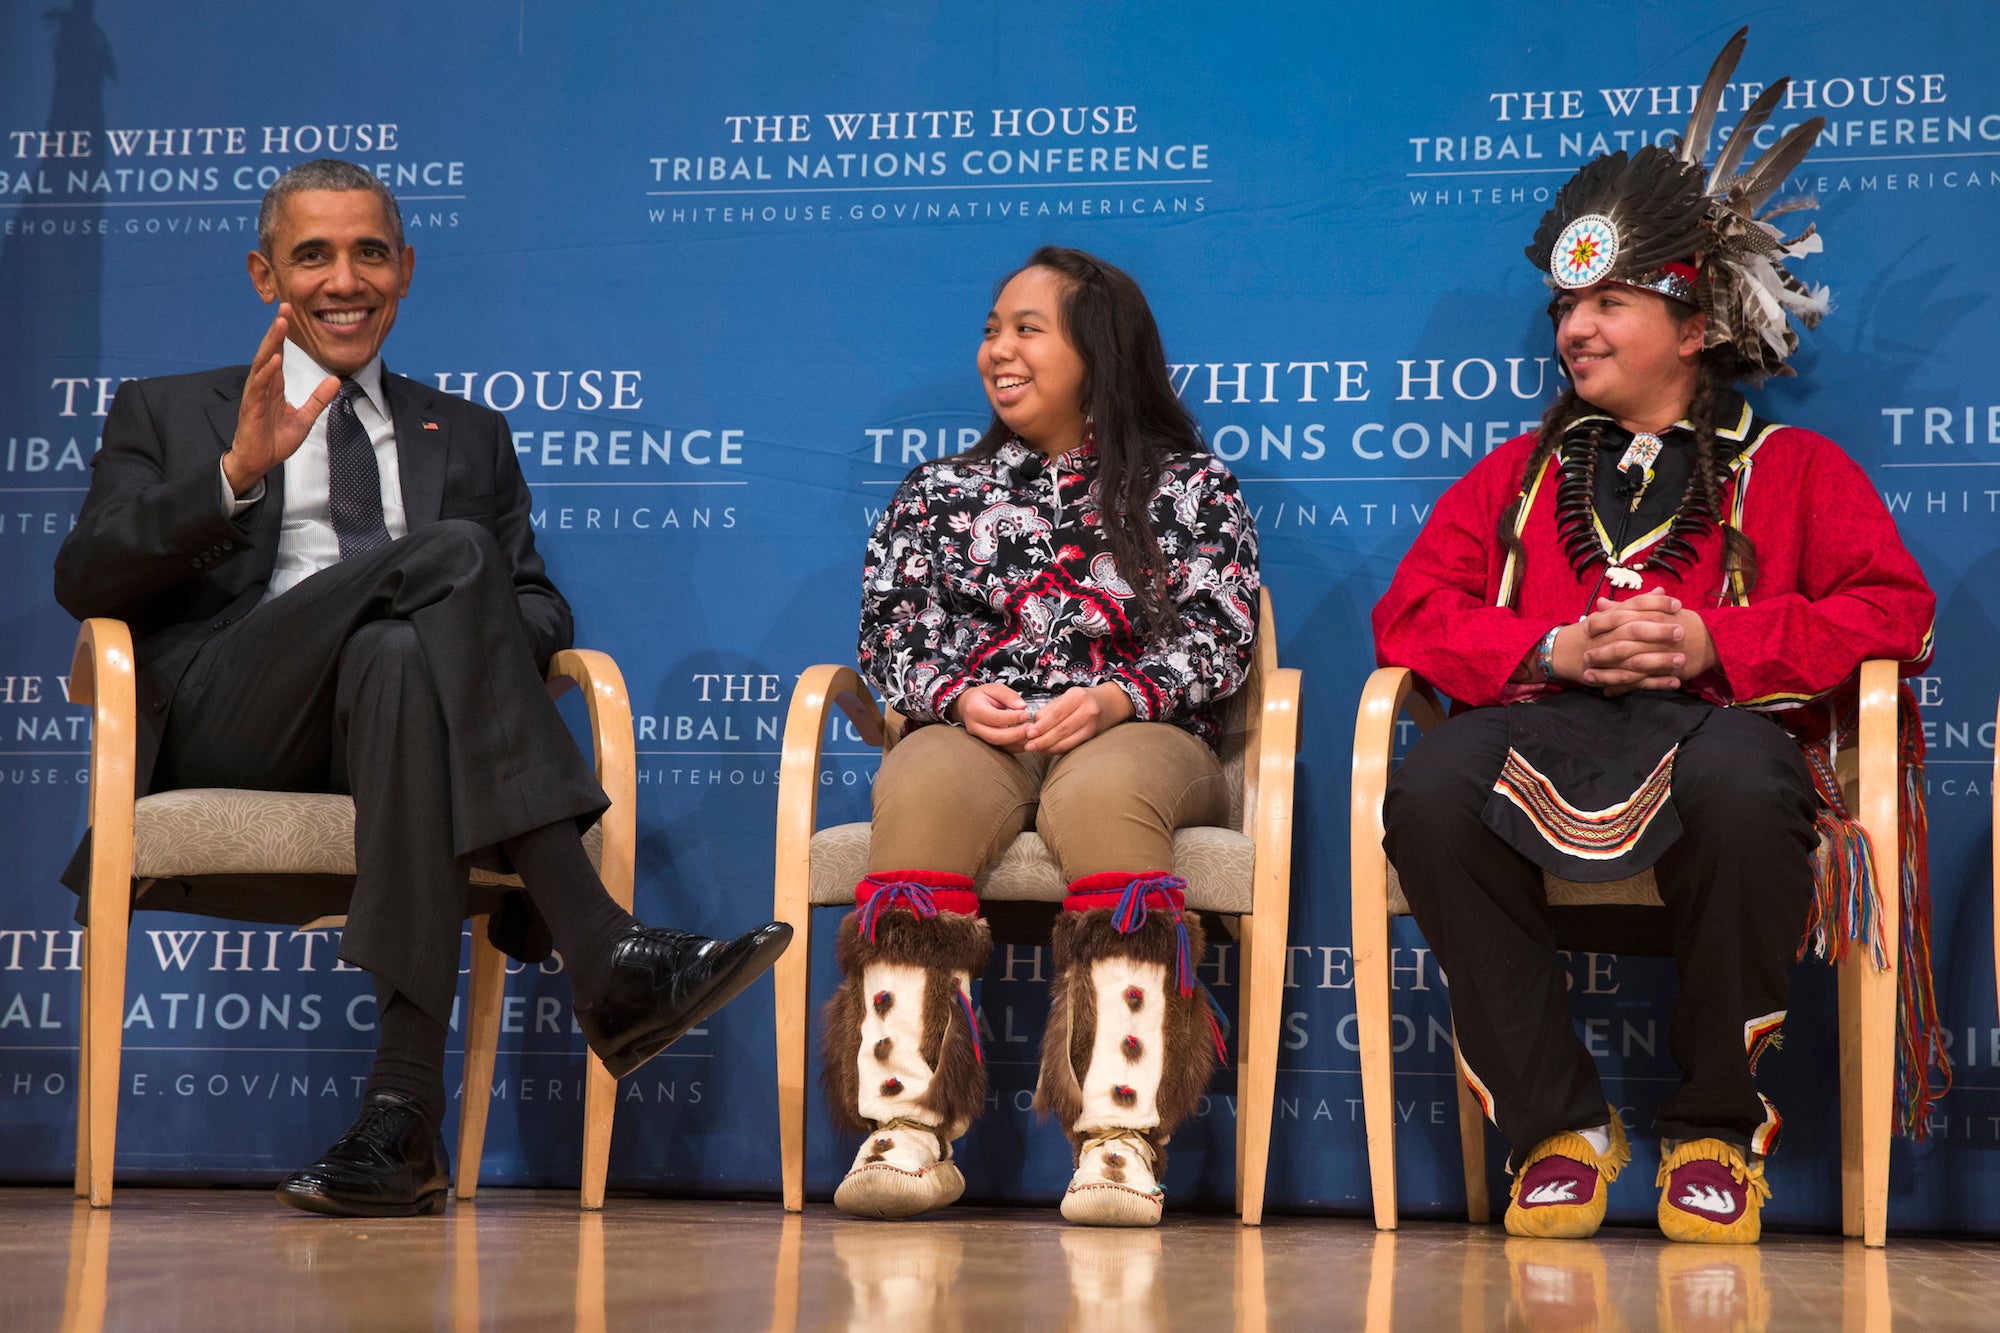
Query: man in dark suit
52 159 790 1217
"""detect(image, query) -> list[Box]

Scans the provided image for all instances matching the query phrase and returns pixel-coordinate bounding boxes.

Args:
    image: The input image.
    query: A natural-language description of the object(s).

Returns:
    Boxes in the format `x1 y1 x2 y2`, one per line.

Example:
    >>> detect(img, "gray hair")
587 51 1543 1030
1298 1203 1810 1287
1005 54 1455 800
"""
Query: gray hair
257 158 405 254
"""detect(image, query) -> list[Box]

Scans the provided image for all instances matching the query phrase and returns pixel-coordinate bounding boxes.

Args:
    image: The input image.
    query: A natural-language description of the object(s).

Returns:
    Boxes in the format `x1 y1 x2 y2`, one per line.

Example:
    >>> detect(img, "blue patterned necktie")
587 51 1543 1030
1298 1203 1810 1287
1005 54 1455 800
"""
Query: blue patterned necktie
326 378 391 560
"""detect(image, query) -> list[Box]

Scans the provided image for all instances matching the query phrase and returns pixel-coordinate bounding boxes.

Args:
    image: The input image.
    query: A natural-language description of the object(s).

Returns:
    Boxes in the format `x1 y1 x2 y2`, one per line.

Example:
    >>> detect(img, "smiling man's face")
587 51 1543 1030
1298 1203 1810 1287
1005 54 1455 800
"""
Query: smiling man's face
247 188 415 376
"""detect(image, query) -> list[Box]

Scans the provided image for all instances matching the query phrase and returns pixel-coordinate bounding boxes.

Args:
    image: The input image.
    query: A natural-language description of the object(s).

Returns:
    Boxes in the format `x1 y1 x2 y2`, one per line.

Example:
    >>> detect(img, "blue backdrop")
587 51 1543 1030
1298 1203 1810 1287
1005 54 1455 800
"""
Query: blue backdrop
4 1 1997 1233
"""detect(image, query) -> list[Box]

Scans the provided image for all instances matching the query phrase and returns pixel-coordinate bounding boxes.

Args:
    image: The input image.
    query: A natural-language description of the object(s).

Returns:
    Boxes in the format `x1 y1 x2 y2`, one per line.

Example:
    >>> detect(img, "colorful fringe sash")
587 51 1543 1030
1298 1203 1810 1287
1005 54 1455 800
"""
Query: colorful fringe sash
1795 686 1951 1139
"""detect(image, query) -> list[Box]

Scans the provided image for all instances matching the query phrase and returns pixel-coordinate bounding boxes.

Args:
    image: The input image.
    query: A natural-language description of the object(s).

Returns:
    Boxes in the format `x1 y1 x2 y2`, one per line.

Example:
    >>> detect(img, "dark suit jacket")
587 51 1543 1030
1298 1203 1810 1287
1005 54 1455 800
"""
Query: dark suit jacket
53 362 571 796
52 362 570 954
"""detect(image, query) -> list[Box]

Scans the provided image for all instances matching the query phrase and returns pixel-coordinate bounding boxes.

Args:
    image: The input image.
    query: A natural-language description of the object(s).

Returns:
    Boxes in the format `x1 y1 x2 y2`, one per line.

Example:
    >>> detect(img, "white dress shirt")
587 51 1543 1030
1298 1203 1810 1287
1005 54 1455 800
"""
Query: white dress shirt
220 340 409 602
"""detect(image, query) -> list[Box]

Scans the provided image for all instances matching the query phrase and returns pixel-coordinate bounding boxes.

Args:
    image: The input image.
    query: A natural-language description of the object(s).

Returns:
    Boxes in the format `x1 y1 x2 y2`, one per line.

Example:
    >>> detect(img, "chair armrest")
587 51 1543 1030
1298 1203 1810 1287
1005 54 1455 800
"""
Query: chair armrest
1350 667 1443 910
71 620 137 856
775 666 870 920
546 649 636 910
1249 666 1303 911
835 686 887 749
1350 667 1442 814
1234 588 1281 835
1855 659 1900 957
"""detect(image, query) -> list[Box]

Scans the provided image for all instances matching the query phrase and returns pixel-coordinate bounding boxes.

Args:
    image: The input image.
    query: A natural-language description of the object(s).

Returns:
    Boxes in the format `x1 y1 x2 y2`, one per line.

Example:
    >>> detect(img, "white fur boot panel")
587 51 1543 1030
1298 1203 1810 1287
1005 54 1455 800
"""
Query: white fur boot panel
1062 956 1170 1226
835 961 971 1220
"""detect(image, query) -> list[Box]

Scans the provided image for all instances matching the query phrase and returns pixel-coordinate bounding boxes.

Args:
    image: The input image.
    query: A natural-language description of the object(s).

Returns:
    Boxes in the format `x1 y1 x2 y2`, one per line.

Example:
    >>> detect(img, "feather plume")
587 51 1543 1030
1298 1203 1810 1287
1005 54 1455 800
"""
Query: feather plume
1530 27 1831 382
1708 79 1788 190
1679 26 1749 167
1527 147 1706 278
1728 117 1826 215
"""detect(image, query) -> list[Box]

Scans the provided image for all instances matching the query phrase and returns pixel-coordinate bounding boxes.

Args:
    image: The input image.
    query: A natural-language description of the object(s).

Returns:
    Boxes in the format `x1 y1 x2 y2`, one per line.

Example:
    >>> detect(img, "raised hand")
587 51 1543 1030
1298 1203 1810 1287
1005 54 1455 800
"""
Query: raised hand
222 304 340 496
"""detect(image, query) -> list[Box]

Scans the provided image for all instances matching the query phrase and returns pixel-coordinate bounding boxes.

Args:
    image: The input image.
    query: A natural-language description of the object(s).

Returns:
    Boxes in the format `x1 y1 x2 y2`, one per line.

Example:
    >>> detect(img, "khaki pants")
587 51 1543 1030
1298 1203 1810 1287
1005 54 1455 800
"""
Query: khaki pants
867 721 1228 883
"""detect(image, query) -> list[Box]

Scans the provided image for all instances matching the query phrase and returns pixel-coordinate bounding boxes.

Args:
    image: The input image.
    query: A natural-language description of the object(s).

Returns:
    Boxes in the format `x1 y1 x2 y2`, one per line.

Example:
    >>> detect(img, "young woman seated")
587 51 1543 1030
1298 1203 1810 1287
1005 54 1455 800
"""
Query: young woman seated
826 246 1259 1227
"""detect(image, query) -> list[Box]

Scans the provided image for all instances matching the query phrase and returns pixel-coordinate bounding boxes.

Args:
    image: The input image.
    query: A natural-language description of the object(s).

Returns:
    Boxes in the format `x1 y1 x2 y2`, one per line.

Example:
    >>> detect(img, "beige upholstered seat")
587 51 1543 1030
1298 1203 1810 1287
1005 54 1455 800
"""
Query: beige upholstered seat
1382 862 1665 916
772 588 1303 1224
69 618 637 1209
121 790 612 947
804 825 1256 914
128 787 604 883
1350 663 1908 1247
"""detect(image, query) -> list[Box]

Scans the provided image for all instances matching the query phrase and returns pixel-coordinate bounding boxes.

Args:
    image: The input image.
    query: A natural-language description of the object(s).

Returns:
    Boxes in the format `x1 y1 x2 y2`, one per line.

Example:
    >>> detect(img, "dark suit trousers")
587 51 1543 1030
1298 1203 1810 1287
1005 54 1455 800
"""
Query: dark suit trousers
1383 701 1818 1156
152 520 607 1023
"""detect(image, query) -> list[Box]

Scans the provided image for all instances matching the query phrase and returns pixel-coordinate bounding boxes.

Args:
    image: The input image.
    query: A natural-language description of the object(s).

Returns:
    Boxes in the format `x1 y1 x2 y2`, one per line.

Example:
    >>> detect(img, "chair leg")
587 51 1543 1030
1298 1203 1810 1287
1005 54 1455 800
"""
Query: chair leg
1234 926 1253 1218
1238 908 1284 1226
579 1054 616 1211
1451 1027 1489 1224
84 891 128 1208
1354 907 1397 1230
455 922 506 1202
73 944 90 1198
1838 956 1864 1238
1857 946 1898 1248
775 906 812 1213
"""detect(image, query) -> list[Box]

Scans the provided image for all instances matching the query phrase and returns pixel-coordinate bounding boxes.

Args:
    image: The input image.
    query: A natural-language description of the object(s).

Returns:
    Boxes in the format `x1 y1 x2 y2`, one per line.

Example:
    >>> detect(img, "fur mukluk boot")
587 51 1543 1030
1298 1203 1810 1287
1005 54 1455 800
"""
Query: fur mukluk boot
1035 872 1223 1227
821 871 990 1220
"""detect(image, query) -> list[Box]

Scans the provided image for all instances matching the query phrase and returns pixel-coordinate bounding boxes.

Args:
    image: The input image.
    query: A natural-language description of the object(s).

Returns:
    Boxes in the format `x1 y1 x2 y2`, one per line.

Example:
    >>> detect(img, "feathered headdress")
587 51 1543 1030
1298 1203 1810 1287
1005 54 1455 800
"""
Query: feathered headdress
1527 28 1830 382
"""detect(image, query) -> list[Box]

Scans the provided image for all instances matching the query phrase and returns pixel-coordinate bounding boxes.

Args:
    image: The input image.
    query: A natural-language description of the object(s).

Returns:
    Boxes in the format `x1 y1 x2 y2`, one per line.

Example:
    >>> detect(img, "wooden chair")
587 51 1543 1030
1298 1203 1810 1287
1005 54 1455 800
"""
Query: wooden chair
1350 661 1906 1246
68 617 637 1209
772 589 1302 1223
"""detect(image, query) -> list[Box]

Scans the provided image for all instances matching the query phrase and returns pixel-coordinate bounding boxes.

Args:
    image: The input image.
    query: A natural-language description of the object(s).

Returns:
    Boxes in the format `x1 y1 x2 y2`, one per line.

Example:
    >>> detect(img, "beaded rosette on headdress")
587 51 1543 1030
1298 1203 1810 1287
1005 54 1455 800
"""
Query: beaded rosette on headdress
1527 28 1830 382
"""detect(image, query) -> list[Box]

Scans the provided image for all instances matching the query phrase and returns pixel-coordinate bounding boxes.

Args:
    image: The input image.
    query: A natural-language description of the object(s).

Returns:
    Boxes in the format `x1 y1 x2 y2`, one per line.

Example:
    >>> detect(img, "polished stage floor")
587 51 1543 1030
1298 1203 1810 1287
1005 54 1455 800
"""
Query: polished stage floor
6 1187 1997 1331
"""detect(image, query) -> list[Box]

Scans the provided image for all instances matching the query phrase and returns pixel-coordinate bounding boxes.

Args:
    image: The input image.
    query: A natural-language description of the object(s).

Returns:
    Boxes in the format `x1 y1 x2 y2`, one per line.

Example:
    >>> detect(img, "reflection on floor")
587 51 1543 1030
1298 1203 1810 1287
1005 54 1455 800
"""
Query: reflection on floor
5 1187 1996 1331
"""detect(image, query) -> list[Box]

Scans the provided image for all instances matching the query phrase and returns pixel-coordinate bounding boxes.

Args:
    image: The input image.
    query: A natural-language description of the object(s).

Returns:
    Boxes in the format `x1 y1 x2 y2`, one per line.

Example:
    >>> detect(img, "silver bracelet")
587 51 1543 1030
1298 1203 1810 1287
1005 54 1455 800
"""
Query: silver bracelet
1534 626 1561 682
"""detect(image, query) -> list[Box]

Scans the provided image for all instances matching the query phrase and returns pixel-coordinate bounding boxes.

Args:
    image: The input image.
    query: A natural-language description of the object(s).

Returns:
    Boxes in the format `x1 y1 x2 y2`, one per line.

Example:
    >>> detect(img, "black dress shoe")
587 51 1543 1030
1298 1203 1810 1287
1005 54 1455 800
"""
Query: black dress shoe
577 922 793 1078
275 1092 450 1218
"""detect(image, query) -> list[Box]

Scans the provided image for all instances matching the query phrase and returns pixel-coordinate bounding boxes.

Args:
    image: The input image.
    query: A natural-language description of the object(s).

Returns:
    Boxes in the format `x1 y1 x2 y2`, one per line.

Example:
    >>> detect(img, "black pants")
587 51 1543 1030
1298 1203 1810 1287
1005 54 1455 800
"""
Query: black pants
153 521 607 1023
1383 699 1818 1155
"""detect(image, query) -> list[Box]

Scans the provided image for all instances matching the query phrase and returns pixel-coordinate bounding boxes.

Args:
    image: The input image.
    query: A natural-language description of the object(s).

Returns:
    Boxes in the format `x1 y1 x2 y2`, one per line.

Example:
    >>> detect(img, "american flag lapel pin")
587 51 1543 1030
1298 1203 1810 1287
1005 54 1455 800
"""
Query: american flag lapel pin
422 420 439 430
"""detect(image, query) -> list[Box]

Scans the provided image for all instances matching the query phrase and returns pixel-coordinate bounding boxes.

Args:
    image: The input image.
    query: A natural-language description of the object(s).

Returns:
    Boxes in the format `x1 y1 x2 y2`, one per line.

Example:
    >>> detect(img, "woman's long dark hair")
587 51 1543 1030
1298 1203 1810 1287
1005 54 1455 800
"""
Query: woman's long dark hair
1497 335 1759 600
965 246 1205 638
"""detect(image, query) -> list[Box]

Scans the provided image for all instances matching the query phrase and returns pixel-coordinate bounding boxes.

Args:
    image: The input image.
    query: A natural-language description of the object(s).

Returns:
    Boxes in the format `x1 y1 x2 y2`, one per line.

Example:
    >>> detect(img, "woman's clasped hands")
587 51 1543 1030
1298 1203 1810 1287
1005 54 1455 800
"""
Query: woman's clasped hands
952 681 1137 754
